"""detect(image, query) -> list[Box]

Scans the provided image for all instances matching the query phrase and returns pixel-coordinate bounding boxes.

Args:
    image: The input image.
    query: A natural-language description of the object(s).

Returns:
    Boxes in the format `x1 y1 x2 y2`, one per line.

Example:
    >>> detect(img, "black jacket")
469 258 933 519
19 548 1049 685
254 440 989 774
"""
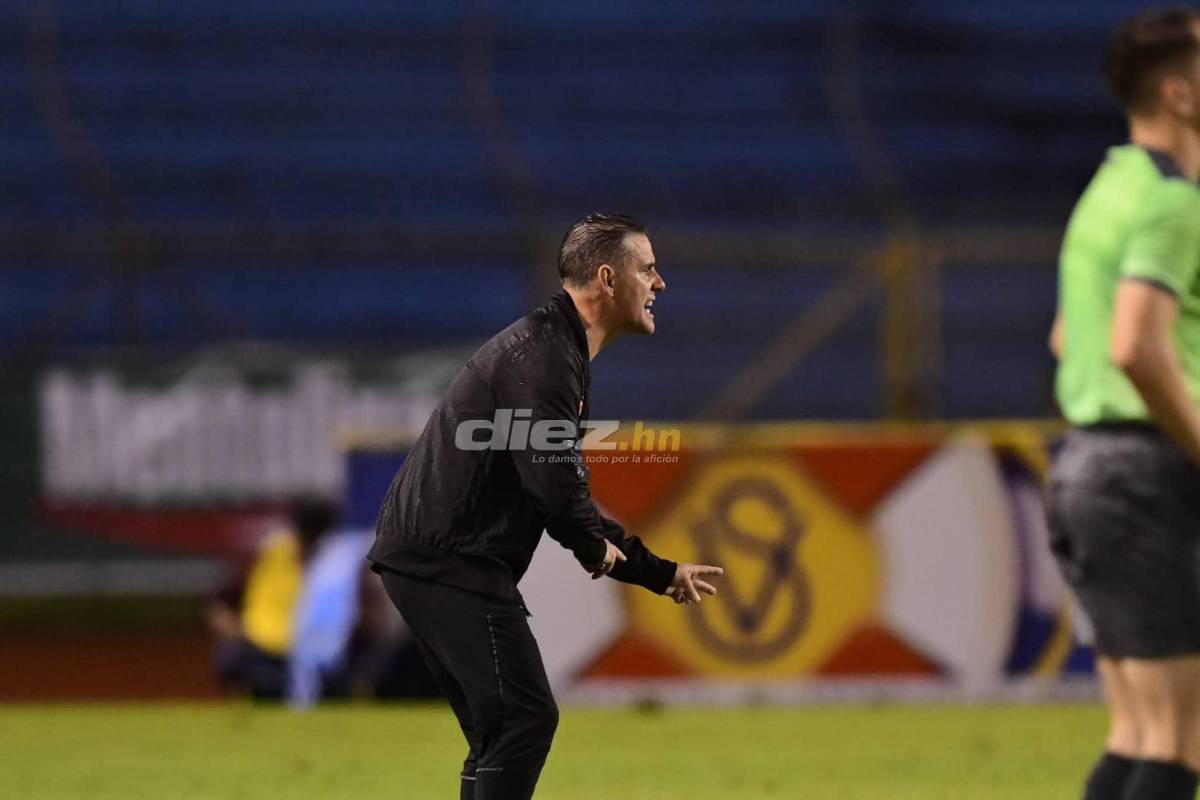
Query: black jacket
368 290 677 603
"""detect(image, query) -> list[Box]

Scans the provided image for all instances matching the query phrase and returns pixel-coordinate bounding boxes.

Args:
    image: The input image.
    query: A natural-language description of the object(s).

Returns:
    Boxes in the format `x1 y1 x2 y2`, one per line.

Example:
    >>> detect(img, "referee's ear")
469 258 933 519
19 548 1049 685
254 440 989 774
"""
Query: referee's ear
1161 72 1198 120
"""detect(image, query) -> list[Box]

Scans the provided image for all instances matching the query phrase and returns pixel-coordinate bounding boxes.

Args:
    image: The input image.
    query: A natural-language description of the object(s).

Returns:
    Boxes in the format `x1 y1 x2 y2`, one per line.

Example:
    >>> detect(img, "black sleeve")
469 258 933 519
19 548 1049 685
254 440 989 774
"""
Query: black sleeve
598 515 678 595
494 344 677 593
493 345 607 567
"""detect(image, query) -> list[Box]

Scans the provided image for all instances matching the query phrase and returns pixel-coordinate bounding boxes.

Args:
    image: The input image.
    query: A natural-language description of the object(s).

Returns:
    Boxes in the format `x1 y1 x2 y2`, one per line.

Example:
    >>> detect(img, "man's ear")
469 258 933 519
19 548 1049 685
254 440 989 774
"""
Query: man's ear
1162 74 1195 118
597 264 616 296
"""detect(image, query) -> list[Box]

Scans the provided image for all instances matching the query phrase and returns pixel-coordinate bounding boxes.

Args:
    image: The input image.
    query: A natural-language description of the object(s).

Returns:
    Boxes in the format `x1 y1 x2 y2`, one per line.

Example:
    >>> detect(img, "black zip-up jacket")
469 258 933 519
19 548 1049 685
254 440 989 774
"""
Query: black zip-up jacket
368 289 677 604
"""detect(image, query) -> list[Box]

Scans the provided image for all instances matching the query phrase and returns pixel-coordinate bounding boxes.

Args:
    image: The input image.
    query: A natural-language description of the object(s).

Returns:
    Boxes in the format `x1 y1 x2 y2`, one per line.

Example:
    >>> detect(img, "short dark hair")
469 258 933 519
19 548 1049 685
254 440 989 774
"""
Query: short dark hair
1104 7 1200 112
289 499 338 547
557 212 647 287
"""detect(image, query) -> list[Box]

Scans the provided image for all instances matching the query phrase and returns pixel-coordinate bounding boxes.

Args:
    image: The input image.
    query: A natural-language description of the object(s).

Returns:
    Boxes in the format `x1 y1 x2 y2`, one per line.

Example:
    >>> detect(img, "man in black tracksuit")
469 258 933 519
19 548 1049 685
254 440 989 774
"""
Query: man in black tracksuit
369 213 723 799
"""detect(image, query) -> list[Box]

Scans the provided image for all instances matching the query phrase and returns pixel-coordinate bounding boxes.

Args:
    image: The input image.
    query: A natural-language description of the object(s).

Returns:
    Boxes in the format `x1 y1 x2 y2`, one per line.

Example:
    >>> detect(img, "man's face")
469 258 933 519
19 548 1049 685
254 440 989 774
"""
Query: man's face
612 233 666 335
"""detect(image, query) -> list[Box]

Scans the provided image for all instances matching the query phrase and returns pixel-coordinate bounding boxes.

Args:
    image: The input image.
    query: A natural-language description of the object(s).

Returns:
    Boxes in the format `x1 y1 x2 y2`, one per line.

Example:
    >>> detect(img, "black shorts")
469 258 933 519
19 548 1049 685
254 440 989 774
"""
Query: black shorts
1047 424 1200 659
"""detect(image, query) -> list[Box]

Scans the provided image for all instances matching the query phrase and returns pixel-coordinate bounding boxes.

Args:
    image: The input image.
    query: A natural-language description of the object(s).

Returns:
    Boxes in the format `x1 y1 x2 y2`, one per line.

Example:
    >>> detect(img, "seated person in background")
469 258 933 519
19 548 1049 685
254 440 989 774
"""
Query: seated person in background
287 528 379 707
207 500 338 700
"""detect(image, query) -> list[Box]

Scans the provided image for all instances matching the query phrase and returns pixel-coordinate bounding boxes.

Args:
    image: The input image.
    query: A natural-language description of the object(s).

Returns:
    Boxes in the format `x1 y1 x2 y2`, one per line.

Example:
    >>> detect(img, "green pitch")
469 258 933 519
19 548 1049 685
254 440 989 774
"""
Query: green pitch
2 702 1106 799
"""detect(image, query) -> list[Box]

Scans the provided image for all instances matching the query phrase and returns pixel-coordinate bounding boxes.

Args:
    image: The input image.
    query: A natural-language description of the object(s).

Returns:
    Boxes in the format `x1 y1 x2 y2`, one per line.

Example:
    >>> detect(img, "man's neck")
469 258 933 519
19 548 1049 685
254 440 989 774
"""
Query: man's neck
1130 116 1200 181
563 285 621 361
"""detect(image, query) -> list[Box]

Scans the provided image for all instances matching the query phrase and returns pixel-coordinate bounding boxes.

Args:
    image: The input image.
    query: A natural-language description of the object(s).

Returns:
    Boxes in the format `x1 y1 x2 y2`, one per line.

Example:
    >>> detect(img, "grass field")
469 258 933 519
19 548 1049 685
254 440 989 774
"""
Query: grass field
1 702 1109 799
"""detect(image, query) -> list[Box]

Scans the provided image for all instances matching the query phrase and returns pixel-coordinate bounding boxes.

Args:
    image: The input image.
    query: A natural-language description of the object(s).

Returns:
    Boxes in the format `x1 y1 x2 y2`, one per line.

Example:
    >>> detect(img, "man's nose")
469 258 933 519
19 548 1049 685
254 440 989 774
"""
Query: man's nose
654 272 666 292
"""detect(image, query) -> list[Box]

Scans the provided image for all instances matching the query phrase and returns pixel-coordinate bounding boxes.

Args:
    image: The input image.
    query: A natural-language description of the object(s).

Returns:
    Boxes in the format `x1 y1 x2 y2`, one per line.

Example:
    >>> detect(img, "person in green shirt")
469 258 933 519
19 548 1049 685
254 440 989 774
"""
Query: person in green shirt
1048 8 1200 800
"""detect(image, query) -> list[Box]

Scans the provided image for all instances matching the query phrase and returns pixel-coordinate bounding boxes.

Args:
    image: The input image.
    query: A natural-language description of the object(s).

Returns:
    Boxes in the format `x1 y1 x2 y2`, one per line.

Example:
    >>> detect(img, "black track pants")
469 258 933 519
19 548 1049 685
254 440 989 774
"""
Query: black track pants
380 570 559 800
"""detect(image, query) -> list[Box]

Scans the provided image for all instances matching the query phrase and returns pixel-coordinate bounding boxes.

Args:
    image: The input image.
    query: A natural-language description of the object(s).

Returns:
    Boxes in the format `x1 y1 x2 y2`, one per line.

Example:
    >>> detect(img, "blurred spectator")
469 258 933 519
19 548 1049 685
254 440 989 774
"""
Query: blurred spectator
286 528 376 707
207 500 339 700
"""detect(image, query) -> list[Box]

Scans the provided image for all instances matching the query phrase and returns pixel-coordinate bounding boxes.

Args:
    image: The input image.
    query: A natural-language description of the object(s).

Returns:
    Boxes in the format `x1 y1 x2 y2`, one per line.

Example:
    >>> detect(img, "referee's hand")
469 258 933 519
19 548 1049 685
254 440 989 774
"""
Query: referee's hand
588 540 627 580
666 563 724 605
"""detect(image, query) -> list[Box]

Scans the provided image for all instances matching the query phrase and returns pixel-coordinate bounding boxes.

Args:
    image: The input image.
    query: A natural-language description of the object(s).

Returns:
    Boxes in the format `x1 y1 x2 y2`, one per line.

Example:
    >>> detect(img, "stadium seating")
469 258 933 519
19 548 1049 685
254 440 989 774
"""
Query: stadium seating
3 0 1146 417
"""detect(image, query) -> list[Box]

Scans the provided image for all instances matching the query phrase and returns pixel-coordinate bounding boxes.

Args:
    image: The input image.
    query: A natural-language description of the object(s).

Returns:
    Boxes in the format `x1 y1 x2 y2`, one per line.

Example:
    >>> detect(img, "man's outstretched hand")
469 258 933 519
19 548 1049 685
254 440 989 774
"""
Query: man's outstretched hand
587 539 627 579
666 563 724 605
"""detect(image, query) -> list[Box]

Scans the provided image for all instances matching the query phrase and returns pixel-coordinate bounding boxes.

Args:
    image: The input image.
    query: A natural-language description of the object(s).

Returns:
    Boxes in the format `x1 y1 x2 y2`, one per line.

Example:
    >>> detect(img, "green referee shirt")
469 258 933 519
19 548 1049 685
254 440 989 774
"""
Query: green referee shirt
1056 144 1200 425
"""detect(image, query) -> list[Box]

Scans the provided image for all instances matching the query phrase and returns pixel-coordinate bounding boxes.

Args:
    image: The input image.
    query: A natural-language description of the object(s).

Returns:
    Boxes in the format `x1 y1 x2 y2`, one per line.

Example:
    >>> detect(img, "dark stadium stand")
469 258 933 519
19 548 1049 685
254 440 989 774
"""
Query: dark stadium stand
2 1 1148 417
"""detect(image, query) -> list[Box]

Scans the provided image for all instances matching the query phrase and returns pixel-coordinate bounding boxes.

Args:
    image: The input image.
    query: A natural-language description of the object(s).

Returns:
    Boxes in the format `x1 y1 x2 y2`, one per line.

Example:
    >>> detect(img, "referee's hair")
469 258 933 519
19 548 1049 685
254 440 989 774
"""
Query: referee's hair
557 212 647 287
1104 6 1200 113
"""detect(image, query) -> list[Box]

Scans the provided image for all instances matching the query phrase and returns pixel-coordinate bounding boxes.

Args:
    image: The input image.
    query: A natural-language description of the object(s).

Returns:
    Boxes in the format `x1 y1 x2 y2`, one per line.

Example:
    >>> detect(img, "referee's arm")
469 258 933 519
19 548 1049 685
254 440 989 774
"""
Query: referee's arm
1112 195 1200 464
1111 280 1200 464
